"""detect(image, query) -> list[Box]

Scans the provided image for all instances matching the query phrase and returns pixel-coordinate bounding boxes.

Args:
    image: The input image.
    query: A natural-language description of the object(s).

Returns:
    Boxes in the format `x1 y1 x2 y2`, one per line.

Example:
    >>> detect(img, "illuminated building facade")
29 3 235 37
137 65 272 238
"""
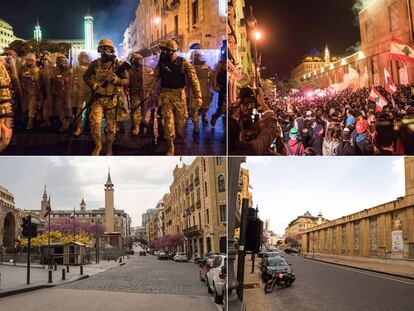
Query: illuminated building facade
0 19 17 54
299 0 414 89
34 19 42 42
84 12 94 51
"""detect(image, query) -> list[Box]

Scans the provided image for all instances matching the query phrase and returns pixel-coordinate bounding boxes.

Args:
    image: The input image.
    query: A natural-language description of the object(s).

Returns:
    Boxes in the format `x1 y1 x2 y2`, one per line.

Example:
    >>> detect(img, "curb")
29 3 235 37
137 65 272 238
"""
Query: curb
303 256 414 281
0 263 46 270
0 275 89 298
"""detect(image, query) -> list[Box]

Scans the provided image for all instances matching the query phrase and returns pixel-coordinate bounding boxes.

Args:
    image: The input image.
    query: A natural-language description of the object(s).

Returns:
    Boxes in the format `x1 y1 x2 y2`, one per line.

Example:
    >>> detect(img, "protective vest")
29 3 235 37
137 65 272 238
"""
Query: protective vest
94 59 123 96
160 57 185 89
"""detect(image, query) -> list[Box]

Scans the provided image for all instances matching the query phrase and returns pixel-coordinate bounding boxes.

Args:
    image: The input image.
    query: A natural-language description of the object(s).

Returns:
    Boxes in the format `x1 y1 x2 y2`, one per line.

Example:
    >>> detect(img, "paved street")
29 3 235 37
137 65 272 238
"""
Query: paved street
3 104 225 156
265 254 414 311
0 248 219 311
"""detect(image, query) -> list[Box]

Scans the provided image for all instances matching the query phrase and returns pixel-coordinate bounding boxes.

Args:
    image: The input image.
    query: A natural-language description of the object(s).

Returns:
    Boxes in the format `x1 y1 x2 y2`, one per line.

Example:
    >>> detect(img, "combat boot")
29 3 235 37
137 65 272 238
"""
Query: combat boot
92 142 102 156
74 127 82 136
166 141 175 156
132 124 140 136
26 118 34 130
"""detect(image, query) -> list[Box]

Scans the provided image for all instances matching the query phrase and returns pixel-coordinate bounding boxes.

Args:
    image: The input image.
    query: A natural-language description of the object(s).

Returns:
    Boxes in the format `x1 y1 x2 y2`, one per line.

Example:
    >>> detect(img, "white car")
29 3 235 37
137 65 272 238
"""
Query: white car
206 255 226 304
174 252 188 262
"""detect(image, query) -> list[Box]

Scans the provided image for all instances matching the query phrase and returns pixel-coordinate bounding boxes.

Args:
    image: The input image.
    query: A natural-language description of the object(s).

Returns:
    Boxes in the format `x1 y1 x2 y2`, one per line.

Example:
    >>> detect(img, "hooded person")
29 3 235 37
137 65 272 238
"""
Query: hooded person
284 127 304 156
310 124 324 155
354 119 374 155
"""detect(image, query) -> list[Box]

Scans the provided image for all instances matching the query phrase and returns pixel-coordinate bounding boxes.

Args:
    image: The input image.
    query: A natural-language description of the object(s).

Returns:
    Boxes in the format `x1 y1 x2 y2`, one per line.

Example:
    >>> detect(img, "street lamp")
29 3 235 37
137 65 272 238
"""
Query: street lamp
254 31 262 41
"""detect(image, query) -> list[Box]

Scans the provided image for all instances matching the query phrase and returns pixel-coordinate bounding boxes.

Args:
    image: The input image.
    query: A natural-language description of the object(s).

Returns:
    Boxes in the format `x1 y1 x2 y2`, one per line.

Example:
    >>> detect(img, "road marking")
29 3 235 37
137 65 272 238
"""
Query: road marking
307 259 414 285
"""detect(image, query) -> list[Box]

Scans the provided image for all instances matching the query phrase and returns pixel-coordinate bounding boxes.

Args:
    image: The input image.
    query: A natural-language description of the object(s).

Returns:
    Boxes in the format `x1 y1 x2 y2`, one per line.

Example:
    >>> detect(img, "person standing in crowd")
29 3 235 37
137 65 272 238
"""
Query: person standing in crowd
336 128 356 156
189 51 213 134
72 51 91 136
146 39 202 155
84 38 130 156
38 50 53 128
0 59 13 152
285 128 304 156
355 119 374 155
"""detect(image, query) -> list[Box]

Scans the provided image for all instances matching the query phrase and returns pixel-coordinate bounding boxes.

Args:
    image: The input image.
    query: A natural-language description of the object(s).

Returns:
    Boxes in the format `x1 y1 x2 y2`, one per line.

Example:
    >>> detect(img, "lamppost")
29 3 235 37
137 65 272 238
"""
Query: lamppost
246 6 261 89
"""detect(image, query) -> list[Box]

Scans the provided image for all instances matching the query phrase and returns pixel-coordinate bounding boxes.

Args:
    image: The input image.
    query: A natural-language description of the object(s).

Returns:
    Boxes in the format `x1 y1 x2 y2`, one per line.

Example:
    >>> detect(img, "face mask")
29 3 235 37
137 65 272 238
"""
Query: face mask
26 61 34 68
102 52 116 62
160 50 173 62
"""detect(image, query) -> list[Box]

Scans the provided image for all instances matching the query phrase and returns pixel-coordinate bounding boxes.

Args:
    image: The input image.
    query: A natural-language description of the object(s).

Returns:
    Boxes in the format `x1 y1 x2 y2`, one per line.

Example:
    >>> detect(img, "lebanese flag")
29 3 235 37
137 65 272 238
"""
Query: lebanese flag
369 87 388 112
390 38 414 62
384 68 397 95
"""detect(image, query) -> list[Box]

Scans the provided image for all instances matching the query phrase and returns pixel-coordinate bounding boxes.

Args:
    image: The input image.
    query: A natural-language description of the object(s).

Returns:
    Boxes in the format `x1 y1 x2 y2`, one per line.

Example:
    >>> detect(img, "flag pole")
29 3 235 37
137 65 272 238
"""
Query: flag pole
48 195 51 269
73 207 76 243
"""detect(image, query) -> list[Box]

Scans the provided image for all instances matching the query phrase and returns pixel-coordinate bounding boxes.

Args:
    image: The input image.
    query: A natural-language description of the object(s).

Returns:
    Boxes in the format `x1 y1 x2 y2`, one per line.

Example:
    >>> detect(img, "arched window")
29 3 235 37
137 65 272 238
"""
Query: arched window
218 174 225 192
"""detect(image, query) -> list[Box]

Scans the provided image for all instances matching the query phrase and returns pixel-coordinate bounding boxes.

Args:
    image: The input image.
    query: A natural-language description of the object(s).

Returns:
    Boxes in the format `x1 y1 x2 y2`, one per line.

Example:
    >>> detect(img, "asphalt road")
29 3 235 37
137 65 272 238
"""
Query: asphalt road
265 254 414 311
0 248 220 311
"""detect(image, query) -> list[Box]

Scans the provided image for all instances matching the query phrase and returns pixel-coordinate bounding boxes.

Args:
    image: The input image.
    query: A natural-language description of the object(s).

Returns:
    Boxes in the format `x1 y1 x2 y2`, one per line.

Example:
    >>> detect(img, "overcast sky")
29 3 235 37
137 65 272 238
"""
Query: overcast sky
243 157 405 236
0 156 195 227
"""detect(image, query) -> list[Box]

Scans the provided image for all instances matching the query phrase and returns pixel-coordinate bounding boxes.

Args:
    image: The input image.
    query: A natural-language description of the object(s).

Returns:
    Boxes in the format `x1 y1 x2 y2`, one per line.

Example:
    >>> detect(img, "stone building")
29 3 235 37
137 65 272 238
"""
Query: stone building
159 157 227 257
285 211 328 239
131 226 146 242
0 19 18 54
300 0 414 88
0 186 20 249
129 0 227 53
142 208 157 227
301 158 414 260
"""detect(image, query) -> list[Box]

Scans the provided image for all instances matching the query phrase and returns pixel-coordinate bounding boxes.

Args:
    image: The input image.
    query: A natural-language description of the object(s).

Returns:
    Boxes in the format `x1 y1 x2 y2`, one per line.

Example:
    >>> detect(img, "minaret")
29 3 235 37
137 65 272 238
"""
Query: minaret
34 18 42 42
104 169 115 233
40 185 48 216
324 44 330 66
84 8 94 51
80 198 86 212
317 210 323 225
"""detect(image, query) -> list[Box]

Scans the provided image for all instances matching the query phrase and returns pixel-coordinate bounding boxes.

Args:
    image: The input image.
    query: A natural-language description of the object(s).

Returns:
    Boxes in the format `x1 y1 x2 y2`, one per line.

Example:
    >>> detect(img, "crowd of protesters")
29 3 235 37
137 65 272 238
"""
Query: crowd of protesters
229 85 414 155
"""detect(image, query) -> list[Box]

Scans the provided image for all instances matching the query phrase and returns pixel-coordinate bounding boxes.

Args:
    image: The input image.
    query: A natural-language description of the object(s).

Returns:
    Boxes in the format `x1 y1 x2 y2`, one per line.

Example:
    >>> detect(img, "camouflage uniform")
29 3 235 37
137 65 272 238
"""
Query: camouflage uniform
72 52 91 135
211 59 227 126
3 50 22 127
189 52 213 132
147 40 202 155
19 53 40 130
84 38 129 155
38 51 54 127
50 54 73 132
0 61 13 152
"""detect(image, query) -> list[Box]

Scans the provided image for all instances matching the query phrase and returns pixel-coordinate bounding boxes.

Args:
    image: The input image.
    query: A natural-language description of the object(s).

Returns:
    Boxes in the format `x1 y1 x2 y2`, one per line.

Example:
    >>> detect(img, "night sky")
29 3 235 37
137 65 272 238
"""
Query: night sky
244 0 362 79
0 0 138 47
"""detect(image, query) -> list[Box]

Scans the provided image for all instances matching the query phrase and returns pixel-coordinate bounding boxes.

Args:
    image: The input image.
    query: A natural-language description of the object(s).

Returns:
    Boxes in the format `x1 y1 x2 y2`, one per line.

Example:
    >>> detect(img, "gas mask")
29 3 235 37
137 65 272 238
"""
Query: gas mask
26 60 35 68
100 46 116 62
131 58 143 67
160 48 174 62
57 58 69 70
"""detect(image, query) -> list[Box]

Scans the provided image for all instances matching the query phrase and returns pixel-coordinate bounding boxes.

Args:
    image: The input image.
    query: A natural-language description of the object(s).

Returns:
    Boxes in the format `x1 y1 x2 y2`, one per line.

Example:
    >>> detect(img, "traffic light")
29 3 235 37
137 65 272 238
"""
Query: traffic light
21 216 38 238
245 209 263 253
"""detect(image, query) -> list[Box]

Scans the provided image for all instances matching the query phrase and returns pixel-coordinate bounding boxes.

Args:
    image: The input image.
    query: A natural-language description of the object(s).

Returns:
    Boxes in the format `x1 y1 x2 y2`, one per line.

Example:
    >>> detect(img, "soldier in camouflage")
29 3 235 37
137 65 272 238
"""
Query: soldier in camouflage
189 51 214 134
19 53 40 130
38 50 54 128
84 38 129 156
72 52 91 136
128 52 145 136
146 39 202 155
50 53 73 132
0 60 13 152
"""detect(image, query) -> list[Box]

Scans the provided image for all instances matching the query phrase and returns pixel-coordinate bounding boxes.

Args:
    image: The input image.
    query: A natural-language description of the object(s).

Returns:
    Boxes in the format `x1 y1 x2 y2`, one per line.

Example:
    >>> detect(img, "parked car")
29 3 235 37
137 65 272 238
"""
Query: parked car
157 252 169 260
194 255 204 264
206 255 226 304
199 256 218 282
258 250 268 258
168 251 176 260
284 248 299 254
260 252 282 272
154 250 160 256
174 252 188 262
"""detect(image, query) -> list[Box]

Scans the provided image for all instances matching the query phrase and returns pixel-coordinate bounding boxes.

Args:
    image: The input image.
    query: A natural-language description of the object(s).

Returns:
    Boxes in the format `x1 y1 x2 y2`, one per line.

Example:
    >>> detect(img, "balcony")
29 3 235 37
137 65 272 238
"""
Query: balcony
183 225 202 236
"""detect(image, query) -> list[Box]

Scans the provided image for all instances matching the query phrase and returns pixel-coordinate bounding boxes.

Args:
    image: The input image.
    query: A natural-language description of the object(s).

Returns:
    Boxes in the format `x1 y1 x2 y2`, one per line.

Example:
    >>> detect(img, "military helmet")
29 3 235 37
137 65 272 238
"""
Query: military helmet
98 38 115 52
25 53 36 61
160 39 178 52
130 52 143 61
5 49 17 58
78 51 90 61
41 50 51 57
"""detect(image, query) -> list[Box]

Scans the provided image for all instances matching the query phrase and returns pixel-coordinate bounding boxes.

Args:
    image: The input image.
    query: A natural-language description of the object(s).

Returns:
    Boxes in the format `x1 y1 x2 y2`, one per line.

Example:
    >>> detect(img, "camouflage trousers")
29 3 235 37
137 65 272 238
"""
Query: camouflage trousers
0 101 13 152
73 94 89 130
130 94 145 127
189 95 212 126
90 96 117 144
23 95 39 119
157 88 188 141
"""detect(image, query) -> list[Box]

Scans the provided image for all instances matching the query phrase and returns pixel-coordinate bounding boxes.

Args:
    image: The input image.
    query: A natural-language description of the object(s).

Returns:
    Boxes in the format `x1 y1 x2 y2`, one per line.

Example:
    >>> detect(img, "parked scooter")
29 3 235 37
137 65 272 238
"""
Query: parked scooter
264 271 296 293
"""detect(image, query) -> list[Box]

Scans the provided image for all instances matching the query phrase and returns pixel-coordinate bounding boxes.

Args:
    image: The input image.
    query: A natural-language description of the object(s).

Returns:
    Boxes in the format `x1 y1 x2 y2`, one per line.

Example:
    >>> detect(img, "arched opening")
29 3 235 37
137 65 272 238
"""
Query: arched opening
189 43 201 50
219 237 226 254
218 174 225 192
206 237 212 253
199 238 204 256
3 213 16 247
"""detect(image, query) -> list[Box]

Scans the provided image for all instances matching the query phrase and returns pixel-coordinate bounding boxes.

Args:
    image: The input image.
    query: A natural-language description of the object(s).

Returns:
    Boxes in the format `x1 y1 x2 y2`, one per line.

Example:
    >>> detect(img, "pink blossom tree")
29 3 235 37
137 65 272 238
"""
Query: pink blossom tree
40 217 105 235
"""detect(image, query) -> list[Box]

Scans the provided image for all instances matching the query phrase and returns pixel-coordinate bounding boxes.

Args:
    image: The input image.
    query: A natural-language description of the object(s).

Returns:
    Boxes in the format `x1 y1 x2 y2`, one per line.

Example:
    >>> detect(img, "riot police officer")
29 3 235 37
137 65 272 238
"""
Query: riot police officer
0 60 13 152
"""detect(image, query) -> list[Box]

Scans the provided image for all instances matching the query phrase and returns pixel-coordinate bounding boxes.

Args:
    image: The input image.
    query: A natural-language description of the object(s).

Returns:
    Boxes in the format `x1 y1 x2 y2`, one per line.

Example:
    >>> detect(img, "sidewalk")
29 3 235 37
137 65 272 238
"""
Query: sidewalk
238 254 268 311
302 253 414 279
0 257 128 297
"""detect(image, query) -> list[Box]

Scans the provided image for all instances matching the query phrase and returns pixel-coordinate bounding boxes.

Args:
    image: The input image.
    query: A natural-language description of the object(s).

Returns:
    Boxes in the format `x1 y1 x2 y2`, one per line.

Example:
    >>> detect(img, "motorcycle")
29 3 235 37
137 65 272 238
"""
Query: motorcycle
264 270 296 293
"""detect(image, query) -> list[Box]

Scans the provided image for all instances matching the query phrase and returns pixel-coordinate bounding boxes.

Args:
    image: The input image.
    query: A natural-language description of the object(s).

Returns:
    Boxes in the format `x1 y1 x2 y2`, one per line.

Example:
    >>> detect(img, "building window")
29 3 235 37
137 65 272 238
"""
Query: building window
389 3 400 32
218 174 225 192
174 15 178 35
192 0 199 25
219 205 226 222
216 157 224 165
203 158 206 172
206 209 209 224
198 213 201 227
365 19 373 42
204 181 208 197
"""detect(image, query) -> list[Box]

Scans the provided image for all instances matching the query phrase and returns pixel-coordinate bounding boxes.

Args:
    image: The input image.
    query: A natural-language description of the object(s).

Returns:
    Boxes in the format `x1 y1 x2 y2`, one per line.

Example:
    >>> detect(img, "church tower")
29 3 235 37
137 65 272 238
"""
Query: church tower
405 157 414 196
34 18 42 42
317 210 323 225
80 198 86 212
84 8 94 51
104 169 115 233
40 185 48 216
324 45 330 66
